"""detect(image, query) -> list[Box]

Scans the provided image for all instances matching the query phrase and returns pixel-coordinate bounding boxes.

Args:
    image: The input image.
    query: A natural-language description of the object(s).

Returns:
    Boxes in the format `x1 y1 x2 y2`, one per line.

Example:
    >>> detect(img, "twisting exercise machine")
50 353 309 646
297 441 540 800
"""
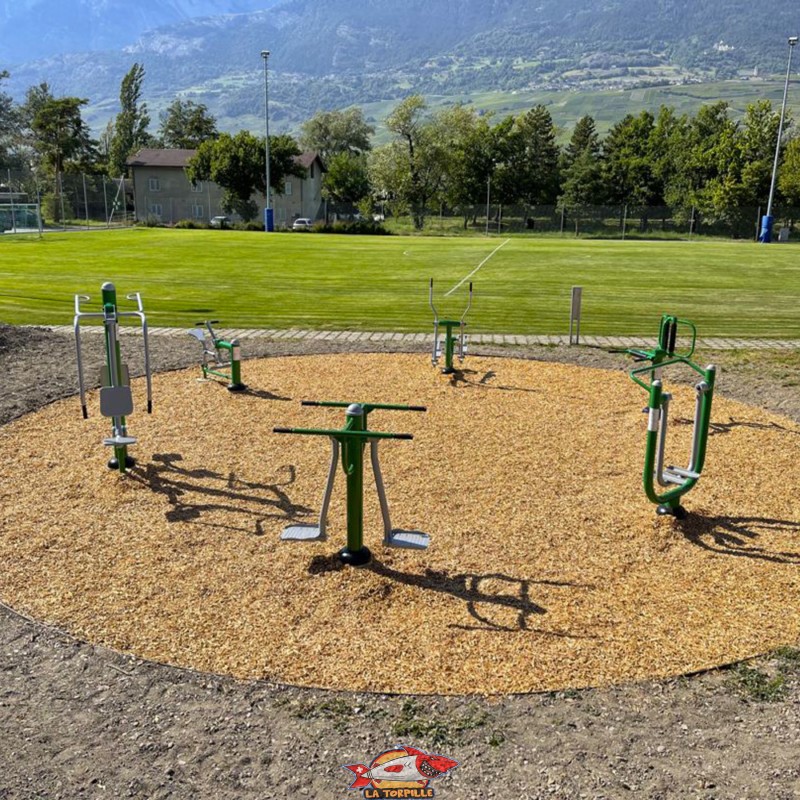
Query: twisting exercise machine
187 320 245 391
274 401 428 565
430 278 473 373
617 314 716 517
73 282 153 472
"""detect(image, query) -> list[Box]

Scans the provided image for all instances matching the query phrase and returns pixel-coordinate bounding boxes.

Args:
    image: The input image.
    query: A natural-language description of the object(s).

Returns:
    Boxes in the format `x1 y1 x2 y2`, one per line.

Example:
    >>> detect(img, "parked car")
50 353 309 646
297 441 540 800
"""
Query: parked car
209 215 230 229
292 217 313 231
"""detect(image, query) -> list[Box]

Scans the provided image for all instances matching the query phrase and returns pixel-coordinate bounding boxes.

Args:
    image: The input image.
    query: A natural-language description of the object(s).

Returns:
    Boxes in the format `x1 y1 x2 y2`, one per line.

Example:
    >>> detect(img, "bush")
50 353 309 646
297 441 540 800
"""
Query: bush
232 220 265 231
316 219 391 235
174 219 209 229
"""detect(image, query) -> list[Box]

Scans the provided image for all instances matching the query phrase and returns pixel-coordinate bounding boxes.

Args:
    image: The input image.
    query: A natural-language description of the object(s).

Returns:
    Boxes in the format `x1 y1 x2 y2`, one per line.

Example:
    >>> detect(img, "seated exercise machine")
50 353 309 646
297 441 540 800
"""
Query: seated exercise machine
187 320 245 391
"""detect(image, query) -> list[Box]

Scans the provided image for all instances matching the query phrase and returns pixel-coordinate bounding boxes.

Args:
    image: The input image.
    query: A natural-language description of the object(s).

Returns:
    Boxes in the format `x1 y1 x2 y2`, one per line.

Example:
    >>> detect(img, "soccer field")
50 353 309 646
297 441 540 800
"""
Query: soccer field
1 228 798 337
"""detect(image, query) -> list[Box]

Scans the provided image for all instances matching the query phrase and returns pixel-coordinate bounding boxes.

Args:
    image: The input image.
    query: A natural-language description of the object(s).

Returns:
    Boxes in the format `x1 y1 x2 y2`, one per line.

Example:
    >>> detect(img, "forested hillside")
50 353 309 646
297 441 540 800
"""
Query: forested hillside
1 0 797 133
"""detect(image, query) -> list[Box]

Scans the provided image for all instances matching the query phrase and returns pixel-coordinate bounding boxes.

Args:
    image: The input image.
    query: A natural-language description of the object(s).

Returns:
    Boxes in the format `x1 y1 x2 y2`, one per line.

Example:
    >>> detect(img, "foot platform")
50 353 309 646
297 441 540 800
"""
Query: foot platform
103 435 138 447
280 524 326 542
385 530 430 550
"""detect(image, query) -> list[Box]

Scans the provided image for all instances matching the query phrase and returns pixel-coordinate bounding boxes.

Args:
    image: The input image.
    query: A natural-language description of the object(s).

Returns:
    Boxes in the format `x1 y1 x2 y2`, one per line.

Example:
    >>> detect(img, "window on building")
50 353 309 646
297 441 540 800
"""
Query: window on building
284 181 292 196
192 204 204 219
148 177 160 192
191 181 203 193
149 203 163 217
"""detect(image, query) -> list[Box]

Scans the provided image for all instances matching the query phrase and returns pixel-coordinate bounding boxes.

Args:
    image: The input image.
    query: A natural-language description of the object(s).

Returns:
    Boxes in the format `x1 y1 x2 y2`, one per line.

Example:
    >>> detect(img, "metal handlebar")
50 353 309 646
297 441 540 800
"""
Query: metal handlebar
273 427 413 441
301 400 426 412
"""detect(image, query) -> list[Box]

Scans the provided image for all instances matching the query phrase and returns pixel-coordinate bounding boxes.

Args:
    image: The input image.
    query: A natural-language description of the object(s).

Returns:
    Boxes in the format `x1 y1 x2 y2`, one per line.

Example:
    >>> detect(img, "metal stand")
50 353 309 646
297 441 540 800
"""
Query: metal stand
274 401 428 565
188 320 245 391
430 278 473 373
74 282 153 473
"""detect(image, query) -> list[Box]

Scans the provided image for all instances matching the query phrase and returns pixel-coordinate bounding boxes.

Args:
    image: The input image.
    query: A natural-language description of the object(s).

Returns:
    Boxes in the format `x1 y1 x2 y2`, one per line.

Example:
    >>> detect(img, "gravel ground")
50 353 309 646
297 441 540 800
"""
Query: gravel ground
0 323 798 800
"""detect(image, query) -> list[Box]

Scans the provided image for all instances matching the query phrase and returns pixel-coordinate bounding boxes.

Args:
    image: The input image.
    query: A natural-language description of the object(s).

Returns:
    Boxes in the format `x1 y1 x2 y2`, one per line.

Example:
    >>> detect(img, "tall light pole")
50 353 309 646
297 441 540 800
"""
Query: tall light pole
760 35 798 243
261 49 273 232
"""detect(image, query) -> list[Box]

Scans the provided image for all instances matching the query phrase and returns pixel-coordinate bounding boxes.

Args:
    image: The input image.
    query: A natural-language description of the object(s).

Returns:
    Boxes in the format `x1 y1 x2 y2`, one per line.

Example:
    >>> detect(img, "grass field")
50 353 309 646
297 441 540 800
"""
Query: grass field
1 228 799 338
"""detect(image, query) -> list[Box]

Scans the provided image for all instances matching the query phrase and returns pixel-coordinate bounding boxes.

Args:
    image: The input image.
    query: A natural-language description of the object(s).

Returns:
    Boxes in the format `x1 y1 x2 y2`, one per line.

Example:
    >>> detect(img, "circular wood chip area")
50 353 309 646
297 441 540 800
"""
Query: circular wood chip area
0 353 799 695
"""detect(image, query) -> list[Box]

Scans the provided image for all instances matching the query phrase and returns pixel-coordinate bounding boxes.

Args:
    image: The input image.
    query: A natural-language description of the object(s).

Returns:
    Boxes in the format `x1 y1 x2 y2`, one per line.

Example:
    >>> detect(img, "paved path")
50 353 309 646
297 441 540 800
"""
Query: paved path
41 325 800 350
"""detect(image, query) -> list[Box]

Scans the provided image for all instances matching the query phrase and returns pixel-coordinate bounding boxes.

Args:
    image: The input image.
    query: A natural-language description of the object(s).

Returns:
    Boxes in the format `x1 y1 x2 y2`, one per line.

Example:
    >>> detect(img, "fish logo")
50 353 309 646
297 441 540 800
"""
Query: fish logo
343 744 458 798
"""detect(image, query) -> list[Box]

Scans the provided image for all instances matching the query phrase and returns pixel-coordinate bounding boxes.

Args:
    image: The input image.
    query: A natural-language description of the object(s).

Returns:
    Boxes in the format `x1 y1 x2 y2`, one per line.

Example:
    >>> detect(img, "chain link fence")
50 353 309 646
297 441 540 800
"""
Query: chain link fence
0 168 135 229
390 203 800 240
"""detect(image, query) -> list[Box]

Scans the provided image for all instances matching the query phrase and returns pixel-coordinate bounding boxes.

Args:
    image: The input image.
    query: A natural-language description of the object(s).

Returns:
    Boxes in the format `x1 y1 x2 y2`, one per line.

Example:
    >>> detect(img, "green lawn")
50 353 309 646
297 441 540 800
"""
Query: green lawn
1 228 799 338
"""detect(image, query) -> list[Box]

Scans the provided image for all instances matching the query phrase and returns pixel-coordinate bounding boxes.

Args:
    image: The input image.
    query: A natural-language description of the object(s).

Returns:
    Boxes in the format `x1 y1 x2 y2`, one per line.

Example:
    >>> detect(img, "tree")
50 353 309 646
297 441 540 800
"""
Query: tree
649 106 691 212
378 95 447 229
31 96 97 176
558 115 605 210
323 151 370 207
778 136 800 212
738 100 784 207
108 63 153 177
299 108 374 161
0 71 17 165
496 105 560 207
434 105 496 227
29 95 98 221
186 131 304 223
678 103 745 231
158 99 219 149
602 111 661 209
561 115 601 172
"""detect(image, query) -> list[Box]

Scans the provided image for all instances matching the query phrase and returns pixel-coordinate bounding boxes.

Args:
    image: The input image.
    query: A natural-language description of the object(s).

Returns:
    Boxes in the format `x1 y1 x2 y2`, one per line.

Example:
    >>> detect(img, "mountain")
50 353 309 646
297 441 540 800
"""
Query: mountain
1 0 798 135
0 0 277 62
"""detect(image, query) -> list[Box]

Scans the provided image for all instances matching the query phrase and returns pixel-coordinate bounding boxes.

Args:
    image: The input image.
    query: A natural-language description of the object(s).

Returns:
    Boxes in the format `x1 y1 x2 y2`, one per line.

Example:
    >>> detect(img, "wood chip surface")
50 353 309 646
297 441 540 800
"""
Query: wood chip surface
0 354 798 695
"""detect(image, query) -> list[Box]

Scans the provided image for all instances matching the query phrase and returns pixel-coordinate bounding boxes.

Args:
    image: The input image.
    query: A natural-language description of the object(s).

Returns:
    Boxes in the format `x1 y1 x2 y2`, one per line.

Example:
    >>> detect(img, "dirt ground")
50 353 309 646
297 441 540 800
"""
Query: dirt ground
0 323 799 800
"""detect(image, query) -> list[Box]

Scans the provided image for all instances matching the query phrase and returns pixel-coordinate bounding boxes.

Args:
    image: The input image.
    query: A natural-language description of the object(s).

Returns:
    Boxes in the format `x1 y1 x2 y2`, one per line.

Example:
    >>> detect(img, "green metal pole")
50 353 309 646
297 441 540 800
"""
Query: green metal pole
340 403 370 565
228 339 244 390
440 321 458 373
690 365 716 475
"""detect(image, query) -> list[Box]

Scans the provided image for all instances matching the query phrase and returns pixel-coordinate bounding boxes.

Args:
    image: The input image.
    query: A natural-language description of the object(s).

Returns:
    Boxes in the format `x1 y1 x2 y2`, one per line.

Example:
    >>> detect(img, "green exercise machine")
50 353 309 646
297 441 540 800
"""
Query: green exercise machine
430 278 473 373
73 282 153 472
617 315 716 517
188 320 245 391
274 401 428 565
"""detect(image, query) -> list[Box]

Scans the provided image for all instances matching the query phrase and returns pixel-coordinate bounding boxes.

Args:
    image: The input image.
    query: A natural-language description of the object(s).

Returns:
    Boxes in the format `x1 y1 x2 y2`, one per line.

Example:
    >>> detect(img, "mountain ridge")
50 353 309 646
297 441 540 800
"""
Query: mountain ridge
1 0 798 135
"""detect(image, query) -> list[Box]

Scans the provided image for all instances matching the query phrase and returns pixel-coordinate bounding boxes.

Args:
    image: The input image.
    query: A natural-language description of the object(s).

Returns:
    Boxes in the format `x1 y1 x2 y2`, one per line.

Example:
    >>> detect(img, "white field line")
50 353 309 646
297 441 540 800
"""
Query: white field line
445 238 510 296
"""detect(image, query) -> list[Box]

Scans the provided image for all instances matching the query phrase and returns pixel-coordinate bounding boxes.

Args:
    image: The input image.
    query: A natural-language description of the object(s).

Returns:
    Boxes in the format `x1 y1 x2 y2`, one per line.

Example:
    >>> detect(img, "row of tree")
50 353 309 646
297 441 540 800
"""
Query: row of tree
1 61 799 232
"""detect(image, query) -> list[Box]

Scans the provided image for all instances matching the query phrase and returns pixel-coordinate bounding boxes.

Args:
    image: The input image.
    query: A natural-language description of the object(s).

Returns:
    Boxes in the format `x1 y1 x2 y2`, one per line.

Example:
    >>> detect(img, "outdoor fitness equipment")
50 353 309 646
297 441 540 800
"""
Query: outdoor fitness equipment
73 282 153 473
618 315 716 517
274 401 428 565
430 278 473 373
187 320 245 391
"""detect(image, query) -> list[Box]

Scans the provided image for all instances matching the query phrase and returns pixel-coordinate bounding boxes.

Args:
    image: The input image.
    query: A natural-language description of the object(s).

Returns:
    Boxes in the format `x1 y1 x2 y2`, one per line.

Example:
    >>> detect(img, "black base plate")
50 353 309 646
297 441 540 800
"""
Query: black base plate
227 383 247 392
657 503 686 519
108 454 136 470
337 546 372 566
